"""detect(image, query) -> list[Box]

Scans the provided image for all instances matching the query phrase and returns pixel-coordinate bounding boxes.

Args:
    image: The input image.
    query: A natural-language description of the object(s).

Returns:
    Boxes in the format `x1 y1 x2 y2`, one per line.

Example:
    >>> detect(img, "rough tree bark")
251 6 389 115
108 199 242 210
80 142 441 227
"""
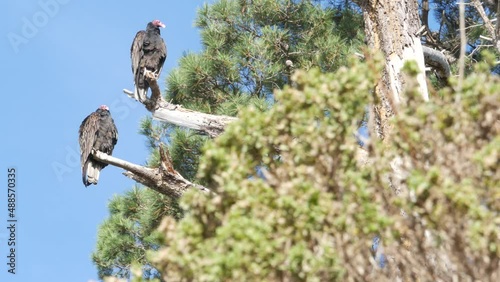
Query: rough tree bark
351 1 437 277
354 0 429 140
351 2 469 279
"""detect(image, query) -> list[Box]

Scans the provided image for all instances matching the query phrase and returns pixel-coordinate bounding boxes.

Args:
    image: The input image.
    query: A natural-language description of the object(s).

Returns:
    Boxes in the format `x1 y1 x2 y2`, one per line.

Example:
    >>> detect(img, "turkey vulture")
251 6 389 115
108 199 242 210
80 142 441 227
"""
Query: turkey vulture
131 20 167 102
79 105 118 187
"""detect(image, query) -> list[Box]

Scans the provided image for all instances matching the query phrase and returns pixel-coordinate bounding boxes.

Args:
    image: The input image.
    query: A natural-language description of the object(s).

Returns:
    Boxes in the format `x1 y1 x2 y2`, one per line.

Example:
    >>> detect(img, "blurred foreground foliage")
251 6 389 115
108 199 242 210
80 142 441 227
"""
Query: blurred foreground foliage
141 53 499 281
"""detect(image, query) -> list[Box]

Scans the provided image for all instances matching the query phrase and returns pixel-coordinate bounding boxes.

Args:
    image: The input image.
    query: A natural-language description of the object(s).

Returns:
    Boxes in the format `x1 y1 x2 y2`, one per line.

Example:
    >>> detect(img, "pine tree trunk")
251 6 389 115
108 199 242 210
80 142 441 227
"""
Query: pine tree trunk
355 0 428 139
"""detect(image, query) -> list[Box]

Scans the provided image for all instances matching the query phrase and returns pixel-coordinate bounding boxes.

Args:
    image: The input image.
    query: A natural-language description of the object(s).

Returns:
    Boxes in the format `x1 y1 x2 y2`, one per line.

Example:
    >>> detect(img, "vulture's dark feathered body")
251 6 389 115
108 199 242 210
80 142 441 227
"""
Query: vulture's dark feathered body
79 105 118 187
131 20 167 102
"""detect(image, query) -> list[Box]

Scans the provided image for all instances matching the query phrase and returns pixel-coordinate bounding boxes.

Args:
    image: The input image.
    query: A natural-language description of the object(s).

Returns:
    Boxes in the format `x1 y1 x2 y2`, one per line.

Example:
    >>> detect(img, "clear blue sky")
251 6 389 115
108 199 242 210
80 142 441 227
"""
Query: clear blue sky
0 1 211 281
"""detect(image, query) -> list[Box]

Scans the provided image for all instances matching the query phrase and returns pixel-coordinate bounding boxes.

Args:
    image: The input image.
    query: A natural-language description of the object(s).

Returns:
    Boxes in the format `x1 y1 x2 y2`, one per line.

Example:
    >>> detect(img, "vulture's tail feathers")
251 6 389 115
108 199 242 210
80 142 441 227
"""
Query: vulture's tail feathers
134 67 149 102
82 162 89 186
84 161 101 187
134 84 141 101
134 85 148 103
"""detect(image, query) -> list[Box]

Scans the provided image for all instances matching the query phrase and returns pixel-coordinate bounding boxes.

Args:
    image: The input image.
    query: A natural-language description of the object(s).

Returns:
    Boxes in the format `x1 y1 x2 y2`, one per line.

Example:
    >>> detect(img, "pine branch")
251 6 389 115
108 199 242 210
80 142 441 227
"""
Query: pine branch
124 74 237 138
91 148 212 198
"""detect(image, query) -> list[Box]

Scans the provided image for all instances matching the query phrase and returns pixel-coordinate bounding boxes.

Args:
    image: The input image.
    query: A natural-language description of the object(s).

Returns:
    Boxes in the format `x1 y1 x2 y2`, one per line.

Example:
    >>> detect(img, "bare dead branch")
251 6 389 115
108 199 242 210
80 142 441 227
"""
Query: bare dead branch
422 46 451 80
471 0 500 52
471 0 498 41
92 149 212 198
124 74 237 138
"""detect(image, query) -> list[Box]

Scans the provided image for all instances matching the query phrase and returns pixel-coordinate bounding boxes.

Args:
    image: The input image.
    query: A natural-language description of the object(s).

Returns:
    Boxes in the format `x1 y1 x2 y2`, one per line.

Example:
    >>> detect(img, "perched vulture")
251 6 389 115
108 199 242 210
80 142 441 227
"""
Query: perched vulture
79 105 118 187
131 20 167 102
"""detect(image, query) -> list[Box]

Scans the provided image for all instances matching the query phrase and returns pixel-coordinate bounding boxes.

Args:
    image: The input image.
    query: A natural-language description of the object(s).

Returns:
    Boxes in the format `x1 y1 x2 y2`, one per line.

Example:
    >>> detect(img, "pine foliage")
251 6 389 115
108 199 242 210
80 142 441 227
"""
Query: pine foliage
167 0 363 109
162 0 363 186
92 187 182 279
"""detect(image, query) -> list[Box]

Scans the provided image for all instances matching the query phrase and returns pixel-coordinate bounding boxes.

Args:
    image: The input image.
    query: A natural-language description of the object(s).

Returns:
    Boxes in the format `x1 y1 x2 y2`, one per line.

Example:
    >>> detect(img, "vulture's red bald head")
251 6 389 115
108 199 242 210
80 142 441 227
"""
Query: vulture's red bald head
152 20 165 28
99 105 109 111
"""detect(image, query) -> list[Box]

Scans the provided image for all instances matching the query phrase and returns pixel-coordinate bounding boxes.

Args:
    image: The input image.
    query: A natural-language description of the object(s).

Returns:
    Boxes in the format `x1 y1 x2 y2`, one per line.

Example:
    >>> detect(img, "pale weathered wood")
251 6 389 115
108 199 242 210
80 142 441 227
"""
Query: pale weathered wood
92 148 211 198
151 102 238 138
124 73 237 138
354 0 429 139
